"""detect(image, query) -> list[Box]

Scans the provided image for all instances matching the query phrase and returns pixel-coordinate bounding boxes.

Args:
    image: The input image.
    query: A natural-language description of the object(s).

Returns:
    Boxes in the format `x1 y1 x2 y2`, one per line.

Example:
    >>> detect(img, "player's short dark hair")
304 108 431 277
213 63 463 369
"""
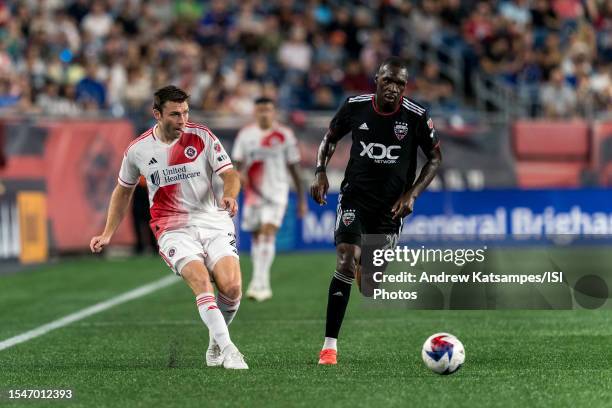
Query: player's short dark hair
153 85 189 113
378 56 409 73
254 96 275 105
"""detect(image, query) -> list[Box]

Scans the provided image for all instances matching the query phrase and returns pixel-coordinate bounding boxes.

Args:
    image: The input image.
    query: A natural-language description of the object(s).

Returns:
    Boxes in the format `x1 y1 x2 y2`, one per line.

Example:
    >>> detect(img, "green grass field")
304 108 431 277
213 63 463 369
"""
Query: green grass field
1 252 612 407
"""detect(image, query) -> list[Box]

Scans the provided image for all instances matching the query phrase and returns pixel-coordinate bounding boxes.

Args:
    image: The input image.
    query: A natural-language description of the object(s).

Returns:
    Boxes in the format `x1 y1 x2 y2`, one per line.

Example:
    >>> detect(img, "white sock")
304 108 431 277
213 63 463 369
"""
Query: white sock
209 292 241 347
250 239 263 289
259 236 276 289
196 293 232 351
218 292 241 325
323 337 337 351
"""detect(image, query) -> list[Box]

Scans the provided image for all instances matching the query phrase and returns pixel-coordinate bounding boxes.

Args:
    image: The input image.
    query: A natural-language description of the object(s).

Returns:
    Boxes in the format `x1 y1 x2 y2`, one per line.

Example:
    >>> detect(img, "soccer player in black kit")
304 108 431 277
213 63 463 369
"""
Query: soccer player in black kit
310 57 442 365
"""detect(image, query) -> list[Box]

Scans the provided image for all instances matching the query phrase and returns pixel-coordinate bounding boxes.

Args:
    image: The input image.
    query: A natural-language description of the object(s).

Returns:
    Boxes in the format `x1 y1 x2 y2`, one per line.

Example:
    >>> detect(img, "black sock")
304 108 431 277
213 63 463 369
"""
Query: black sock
325 271 353 339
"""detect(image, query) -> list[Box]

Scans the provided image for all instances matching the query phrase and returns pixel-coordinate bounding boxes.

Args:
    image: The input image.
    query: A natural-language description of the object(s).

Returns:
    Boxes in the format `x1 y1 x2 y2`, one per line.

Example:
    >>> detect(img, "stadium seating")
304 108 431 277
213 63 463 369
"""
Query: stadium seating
512 121 590 188
512 121 590 161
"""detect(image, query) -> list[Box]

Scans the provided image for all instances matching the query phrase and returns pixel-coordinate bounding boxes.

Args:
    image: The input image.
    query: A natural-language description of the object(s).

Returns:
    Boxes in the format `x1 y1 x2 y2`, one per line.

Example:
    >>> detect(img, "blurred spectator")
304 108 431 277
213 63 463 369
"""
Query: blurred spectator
0 76 20 109
75 60 106 109
0 0 608 120
410 0 442 46
538 33 563 80
540 67 577 118
36 80 81 117
499 0 531 28
81 1 113 40
413 61 455 107
123 65 152 111
341 59 372 93
278 25 312 72
197 0 235 46
463 2 496 51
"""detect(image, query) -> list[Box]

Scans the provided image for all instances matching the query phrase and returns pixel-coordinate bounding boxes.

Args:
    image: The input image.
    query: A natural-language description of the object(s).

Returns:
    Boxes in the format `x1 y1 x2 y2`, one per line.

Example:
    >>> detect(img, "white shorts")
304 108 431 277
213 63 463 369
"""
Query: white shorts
158 222 238 276
240 203 287 232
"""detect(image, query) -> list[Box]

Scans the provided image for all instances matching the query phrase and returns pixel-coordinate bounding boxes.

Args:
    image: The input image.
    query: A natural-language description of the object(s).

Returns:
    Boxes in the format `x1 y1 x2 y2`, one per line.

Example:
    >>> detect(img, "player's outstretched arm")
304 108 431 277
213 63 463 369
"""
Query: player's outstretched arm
310 130 341 205
218 168 240 217
391 144 442 220
90 184 136 253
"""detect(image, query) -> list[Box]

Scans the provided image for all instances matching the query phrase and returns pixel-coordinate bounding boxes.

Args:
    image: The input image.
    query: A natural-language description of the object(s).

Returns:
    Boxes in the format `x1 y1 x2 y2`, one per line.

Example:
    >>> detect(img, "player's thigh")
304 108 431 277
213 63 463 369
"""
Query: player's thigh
211 256 242 299
363 213 401 253
260 204 285 233
181 260 215 295
334 197 364 248
241 204 261 232
202 227 240 283
158 228 205 276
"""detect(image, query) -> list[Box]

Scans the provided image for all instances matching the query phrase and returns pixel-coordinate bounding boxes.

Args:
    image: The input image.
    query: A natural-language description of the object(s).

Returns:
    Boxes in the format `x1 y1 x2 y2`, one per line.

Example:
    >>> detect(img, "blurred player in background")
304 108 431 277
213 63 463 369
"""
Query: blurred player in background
310 57 442 365
232 97 306 301
90 85 248 369
131 176 157 255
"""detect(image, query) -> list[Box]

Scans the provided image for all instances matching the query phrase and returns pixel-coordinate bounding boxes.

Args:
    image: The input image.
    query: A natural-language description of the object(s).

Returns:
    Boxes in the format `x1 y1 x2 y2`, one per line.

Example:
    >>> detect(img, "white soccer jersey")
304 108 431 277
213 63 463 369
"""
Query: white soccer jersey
118 122 234 239
231 123 300 206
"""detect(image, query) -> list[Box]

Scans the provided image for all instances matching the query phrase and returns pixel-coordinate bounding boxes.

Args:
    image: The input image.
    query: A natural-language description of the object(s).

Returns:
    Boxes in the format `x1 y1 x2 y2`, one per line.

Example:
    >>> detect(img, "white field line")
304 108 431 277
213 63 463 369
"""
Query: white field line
0 275 179 352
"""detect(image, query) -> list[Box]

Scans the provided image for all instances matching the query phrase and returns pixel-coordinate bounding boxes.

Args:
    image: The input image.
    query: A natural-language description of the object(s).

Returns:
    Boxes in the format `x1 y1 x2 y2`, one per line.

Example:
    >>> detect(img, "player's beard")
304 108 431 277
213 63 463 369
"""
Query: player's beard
164 123 182 141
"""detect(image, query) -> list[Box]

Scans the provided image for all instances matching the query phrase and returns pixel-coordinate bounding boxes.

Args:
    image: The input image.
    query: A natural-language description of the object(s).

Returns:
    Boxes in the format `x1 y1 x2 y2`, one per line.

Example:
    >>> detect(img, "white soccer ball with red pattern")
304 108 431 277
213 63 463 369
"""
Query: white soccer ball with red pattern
421 333 465 374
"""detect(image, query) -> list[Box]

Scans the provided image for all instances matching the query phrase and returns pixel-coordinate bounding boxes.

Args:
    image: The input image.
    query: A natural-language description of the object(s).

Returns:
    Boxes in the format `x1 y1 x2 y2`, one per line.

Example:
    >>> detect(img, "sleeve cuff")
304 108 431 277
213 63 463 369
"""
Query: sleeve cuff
215 163 233 174
118 177 137 187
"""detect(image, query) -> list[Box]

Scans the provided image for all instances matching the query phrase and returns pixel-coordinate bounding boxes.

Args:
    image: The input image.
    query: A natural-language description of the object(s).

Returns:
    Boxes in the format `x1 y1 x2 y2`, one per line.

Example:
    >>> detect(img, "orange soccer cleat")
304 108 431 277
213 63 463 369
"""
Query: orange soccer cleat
318 349 337 365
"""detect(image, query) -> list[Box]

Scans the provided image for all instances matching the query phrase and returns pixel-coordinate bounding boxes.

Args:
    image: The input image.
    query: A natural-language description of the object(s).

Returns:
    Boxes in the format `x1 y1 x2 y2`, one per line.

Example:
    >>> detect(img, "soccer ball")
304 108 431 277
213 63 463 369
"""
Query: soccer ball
421 333 465 375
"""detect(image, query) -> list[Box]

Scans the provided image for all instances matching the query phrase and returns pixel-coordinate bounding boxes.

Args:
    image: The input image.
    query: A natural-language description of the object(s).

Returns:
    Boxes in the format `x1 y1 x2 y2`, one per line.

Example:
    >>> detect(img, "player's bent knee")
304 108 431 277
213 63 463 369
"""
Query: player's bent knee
220 284 242 300
336 244 359 278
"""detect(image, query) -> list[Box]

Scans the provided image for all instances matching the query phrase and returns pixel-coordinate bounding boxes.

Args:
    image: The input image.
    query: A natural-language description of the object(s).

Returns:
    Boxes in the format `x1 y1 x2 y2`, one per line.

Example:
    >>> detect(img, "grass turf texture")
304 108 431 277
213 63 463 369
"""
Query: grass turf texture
0 251 611 407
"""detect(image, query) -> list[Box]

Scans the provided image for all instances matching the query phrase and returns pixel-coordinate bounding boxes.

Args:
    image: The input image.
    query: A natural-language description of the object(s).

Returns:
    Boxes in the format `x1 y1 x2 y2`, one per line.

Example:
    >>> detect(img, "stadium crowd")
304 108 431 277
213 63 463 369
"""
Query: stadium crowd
0 0 610 118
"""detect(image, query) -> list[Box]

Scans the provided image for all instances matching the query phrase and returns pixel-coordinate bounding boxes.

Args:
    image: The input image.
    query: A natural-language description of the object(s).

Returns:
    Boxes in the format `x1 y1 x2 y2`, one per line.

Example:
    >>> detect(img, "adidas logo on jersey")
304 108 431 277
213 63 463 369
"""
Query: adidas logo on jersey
359 122 369 130
148 157 158 165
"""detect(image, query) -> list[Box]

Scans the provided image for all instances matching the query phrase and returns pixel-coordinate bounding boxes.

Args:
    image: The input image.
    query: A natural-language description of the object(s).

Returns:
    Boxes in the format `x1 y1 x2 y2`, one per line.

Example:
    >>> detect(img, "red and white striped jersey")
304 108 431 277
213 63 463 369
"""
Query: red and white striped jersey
118 122 233 239
231 123 300 206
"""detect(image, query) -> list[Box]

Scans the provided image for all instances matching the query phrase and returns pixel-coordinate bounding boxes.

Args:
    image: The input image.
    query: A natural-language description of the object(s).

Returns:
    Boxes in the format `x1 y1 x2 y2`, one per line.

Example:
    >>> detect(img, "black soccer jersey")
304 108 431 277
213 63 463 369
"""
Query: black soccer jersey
329 93 439 213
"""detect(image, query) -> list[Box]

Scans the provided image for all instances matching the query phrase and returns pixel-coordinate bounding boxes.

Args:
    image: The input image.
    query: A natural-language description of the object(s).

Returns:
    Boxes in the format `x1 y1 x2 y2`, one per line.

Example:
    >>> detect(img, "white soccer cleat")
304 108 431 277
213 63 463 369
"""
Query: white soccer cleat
247 287 273 302
246 284 259 299
222 344 249 369
206 343 223 367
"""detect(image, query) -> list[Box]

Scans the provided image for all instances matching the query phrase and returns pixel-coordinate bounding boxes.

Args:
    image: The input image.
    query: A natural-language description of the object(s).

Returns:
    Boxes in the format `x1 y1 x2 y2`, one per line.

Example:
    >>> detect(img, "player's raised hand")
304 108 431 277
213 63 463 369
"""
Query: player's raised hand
310 172 329 205
221 196 238 217
90 234 111 253
391 193 416 220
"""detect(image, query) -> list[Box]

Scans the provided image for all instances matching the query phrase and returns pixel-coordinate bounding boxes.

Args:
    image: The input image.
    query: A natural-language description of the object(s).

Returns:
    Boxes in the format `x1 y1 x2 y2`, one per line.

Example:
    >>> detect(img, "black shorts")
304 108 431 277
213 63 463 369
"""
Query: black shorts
334 194 402 247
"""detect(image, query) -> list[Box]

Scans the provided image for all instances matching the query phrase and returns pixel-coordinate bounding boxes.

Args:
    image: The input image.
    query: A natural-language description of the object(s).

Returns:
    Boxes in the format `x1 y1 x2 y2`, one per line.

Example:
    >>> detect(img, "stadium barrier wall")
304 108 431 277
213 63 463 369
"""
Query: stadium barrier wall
246 189 612 252
2 117 611 260
0 120 136 262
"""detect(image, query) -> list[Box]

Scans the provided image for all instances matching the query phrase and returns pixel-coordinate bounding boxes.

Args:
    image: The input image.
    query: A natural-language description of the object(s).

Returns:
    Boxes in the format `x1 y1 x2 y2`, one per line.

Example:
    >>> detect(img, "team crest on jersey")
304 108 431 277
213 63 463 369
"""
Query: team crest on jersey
214 142 222 153
184 146 197 159
394 121 409 140
342 209 356 226
168 247 176 258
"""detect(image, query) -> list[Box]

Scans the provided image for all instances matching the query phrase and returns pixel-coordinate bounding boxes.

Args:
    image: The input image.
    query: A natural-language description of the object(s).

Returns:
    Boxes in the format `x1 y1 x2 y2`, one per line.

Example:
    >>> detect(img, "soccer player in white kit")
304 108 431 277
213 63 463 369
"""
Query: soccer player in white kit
90 86 248 369
232 97 306 301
